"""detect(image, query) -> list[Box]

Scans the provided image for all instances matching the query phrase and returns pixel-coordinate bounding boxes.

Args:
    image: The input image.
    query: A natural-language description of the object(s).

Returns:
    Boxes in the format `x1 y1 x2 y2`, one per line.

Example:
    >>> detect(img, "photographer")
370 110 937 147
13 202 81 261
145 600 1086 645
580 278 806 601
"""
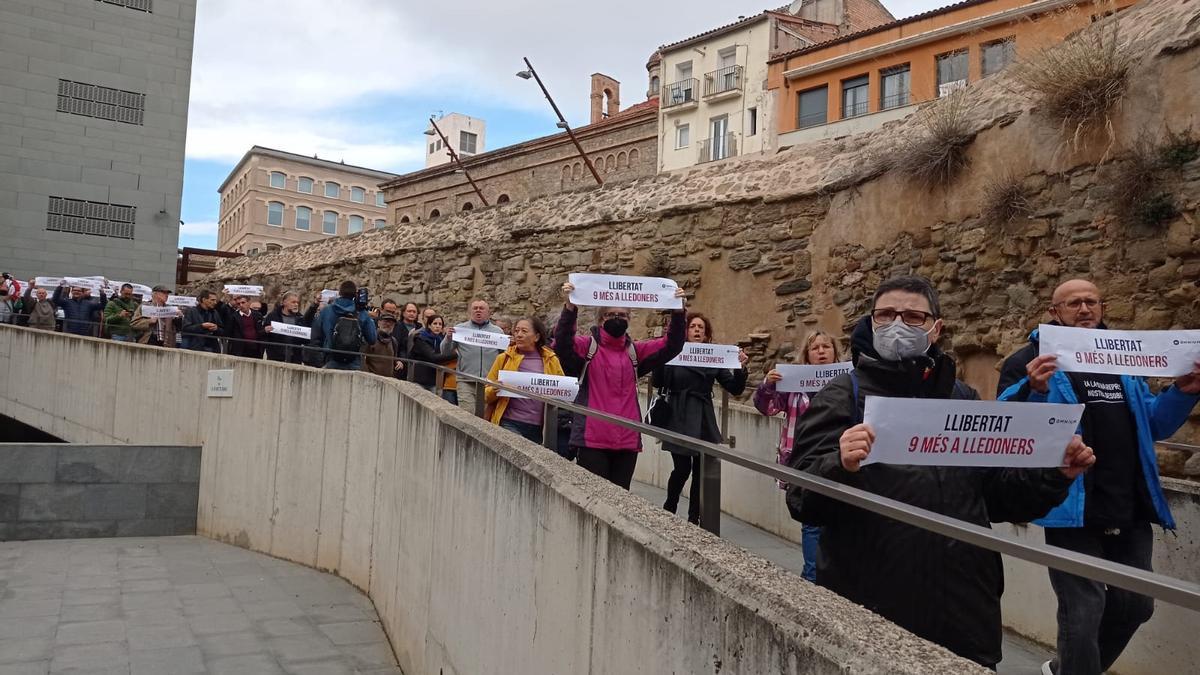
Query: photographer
314 280 376 370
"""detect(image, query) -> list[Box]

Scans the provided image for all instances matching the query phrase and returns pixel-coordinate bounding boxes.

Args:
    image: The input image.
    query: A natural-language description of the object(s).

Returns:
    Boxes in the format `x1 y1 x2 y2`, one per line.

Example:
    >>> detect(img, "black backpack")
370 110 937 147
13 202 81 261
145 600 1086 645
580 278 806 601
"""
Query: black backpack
330 314 363 362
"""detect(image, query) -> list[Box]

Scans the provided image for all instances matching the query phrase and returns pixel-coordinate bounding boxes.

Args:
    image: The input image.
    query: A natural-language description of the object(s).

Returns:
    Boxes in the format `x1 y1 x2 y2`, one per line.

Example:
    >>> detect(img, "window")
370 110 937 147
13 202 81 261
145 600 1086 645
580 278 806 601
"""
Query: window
349 186 364 203
460 131 478 154
936 49 969 97
266 243 282 252
322 211 337 234
267 201 284 226
348 215 363 233
676 124 690 149
297 177 314 194
45 196 135 239
981 38 1016 77
247 247 259 256
429 142 436 154
325 182 340 198
400 215 411 224
841 75 869 119
429 208 441 218
436 140 442 150
748 107 758 136
497 194 510 204
650 75 660 95
296 206 311 230
374 219 386 229
797 86 828 129
56 79 145 125
375 192 385 207
629 148 639 164
461 202 474 212
95 0 153 12
880 65 911 110
269 172 285 189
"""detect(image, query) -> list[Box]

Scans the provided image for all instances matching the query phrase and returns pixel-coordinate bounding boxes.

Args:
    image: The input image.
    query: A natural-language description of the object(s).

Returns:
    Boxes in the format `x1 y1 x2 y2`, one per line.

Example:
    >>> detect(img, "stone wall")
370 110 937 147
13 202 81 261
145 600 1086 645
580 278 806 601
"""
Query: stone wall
198 3 1200 443
0 444 200 540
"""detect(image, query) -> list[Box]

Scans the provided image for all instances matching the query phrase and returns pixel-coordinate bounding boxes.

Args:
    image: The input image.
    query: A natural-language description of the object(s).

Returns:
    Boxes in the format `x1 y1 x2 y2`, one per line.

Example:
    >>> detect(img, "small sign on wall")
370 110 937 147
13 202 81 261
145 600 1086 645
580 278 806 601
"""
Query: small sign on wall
207 370 234 398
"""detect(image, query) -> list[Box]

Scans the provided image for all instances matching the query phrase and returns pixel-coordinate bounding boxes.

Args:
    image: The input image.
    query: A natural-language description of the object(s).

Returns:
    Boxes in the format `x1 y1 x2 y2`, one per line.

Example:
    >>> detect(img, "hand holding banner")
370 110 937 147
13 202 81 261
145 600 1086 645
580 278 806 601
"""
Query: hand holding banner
140 306 180 319
497 371 579 401
775 362 854 393
568 273 683 310
223 284 263 296
861 396 1084 468
270 322 312 340
451 327 510 351
320 289 338 303
667 343 742 369
35 277 63 287
1038 323 1200 378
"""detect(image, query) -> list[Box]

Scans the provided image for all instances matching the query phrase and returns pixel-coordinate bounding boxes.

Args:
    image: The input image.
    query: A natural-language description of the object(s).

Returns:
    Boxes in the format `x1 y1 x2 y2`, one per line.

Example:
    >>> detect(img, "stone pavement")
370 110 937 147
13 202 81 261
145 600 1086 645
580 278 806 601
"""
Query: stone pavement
630 480 1054 675
0 536 401 675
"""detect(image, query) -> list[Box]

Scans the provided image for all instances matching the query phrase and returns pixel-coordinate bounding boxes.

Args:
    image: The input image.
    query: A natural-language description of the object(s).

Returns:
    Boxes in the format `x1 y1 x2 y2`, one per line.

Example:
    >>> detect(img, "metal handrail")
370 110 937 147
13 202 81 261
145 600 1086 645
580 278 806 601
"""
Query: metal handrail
662 79 698 108
703 65 743 97
5 321 1200 613
697 134 737 164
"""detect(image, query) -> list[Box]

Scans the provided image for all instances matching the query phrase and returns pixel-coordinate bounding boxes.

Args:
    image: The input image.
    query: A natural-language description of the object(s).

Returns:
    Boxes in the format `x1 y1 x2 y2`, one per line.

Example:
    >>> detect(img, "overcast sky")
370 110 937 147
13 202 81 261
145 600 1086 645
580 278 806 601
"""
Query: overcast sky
180 0 948 247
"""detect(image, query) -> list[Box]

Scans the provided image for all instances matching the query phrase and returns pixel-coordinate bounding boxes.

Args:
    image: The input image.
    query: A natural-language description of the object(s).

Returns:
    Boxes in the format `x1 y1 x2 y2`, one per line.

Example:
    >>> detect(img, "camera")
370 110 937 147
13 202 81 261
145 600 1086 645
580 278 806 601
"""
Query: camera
356 287 370 311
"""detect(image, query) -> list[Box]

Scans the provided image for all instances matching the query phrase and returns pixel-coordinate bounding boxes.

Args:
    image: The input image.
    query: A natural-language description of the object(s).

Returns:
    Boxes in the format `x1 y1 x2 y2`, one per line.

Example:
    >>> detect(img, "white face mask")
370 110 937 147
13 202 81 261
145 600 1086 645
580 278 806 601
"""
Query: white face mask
873 320 933 361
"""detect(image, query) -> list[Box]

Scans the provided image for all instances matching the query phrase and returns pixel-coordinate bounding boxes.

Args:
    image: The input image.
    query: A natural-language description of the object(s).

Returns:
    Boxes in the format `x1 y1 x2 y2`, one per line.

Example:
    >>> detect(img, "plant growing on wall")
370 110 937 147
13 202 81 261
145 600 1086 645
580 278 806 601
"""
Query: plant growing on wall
886 91 975 190
1106 131 1197 227
980 172 1034 226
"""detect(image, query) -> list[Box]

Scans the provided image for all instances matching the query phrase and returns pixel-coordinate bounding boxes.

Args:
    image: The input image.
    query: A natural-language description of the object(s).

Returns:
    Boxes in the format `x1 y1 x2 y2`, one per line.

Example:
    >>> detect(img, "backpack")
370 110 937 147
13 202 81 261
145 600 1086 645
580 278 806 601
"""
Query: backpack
578 333 639 388
330 314 364 362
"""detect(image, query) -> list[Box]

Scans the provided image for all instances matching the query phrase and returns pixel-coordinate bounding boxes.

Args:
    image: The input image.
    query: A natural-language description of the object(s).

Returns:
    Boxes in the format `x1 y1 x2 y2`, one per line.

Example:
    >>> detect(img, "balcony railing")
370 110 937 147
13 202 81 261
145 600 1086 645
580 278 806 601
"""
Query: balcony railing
662 79 698 108
697 133 738 164
881 92 910 110
703 65 743 97
842 100 869 119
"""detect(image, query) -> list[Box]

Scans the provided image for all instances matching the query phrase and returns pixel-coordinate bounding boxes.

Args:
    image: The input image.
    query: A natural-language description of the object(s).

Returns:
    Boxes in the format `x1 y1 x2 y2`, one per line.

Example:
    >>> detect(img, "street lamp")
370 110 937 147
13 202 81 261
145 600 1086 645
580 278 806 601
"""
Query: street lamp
516 57 603 186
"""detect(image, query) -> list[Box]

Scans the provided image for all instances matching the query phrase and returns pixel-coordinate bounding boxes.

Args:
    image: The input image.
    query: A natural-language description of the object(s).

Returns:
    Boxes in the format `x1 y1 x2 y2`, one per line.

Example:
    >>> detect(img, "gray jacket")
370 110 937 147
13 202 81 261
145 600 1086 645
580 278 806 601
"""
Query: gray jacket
440 320 504 380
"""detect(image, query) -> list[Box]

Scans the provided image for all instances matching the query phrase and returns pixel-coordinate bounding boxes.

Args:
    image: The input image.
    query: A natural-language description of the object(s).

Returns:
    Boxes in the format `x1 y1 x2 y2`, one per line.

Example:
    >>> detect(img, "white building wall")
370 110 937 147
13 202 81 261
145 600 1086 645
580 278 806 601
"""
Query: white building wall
425 113 487 168
0 0 196 286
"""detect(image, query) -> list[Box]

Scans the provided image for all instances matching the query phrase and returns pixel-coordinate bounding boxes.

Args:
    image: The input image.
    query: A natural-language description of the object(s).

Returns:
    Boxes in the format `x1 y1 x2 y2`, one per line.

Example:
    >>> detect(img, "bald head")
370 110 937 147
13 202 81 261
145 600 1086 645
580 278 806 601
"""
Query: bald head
1050 279 1104 328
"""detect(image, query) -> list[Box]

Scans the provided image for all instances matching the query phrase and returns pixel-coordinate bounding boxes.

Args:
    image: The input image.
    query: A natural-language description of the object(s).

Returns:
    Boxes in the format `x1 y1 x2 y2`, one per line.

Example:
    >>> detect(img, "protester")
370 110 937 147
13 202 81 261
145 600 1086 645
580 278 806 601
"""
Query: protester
442 299 505 414
182 290 224 352
362 311 404 378
754 330 841 581
996 279 1200 675
554 280 687 489
263 291 310 364
313 281 377 370
649 312 748 523
484 317 564 443
21 280 56 331
0 286 15 325
53 281 107 336
0 273 20 301
786 275 1096 669
421 306 436 325
131 285 181 347
101 284 139 341
227 295 266 358
410 314 457 402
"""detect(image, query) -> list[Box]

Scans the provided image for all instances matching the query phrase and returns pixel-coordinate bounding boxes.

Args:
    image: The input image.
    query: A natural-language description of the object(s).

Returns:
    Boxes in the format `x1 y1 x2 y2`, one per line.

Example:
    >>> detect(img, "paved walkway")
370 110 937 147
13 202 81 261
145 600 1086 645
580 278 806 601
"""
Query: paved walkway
0 537 401 675
631 480 1053 675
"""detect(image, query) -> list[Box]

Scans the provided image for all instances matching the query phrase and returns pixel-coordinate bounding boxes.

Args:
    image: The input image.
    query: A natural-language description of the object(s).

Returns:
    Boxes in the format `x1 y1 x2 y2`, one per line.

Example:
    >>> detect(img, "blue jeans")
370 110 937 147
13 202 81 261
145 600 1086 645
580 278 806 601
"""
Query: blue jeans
421 384 458 405
801 524 821 582
500 418 543 444
323 359 361 370
111 335 133 342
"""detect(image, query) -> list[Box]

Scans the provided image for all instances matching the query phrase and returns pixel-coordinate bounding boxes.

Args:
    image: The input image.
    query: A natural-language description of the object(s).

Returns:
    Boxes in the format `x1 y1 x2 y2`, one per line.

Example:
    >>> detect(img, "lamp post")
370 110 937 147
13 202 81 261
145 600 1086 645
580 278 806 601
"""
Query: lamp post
425 117 489 207
517 57 603 186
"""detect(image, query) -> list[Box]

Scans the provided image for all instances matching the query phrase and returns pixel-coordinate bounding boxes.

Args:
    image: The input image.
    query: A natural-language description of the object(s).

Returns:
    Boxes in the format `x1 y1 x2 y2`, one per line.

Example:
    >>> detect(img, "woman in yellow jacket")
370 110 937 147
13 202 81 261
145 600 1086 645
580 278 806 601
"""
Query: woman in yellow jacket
485 316 564 443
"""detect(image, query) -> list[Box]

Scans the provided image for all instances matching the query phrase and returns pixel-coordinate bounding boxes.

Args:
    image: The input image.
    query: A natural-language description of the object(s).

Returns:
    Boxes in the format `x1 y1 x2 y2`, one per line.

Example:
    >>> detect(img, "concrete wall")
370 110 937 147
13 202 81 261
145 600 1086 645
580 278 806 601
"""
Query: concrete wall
0 325 985 675
0 443 199 540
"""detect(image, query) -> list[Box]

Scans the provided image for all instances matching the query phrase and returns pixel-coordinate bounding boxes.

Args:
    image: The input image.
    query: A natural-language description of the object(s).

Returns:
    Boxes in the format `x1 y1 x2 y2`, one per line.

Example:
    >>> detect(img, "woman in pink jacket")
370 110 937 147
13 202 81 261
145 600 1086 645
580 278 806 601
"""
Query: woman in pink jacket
554 280 687 489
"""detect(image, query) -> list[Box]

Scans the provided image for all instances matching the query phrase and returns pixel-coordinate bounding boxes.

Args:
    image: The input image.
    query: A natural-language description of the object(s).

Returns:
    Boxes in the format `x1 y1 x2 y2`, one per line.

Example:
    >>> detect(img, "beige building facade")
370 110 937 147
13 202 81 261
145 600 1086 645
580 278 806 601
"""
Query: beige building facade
217 147 396 255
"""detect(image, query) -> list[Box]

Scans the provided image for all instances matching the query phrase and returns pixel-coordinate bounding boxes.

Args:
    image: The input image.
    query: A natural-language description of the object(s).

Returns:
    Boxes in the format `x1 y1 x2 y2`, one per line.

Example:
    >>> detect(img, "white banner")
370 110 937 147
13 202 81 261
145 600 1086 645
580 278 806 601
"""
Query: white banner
667 342 741 369
139 305 180 319
497 371 579 401
1038 323 1200 378
166 295 197 307
775 362 854 393
451 327 510 351
861 396 1085 468
34 276 63 287
568 273 682 310
64 276 102 291
320 289 338 303
223 284 263 296
129 283 153 297
270 322 312 340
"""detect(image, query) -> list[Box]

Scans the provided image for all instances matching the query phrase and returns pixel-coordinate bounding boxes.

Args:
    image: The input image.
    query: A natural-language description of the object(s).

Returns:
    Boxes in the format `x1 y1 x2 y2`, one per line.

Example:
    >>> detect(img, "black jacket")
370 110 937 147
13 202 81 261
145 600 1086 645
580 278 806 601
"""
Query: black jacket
650 363 747 456
263 306 311 364
409 331 455 387
181 305 224 352
786 333 1072 668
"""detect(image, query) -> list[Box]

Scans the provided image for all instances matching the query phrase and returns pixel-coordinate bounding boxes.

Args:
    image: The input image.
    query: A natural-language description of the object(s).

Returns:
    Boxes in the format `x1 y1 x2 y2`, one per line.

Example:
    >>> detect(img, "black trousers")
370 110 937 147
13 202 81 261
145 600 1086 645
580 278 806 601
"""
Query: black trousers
664 453 700 523
575 448 638 490
1044 523 1155 675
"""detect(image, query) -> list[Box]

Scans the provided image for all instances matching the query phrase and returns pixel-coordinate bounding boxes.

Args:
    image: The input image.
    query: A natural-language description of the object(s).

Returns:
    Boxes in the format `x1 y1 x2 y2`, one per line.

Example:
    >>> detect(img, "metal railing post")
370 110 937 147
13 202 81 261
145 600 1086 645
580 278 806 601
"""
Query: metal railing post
474 380 486 419
434 368 445 395
697 453 721 536
542 403 559 453
720 390 730 443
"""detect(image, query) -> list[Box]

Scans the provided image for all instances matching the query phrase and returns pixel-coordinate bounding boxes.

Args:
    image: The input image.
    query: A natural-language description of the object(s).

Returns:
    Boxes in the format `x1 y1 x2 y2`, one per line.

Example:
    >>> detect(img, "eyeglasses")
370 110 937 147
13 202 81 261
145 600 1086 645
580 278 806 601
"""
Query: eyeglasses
602 311 630 320
871 308 935 327
1053 298 1104 311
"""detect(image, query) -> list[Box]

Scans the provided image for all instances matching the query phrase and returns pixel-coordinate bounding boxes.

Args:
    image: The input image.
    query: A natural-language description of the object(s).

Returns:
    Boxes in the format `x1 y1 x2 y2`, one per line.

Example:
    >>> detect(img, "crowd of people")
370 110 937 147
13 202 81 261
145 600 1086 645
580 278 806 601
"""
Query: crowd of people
6 268 1198 675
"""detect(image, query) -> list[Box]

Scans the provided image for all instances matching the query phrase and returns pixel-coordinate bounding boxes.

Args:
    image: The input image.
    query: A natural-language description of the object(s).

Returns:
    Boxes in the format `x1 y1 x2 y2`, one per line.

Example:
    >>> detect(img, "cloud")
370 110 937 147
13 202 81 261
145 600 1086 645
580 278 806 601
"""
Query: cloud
179 220 217 237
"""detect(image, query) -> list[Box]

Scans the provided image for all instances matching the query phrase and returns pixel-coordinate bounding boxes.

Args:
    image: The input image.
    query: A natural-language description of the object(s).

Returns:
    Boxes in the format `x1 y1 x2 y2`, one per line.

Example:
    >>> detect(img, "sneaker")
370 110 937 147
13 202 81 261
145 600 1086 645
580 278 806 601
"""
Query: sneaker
1040 660 1057 675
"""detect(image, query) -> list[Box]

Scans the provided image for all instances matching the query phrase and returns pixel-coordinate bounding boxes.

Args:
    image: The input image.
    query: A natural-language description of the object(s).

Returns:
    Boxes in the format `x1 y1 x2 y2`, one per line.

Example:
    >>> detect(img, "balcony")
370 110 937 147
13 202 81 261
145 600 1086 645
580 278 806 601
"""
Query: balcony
662 78 699 112
697 133 738 164
841 100 869 119
703 65 743 100
881 92 910 111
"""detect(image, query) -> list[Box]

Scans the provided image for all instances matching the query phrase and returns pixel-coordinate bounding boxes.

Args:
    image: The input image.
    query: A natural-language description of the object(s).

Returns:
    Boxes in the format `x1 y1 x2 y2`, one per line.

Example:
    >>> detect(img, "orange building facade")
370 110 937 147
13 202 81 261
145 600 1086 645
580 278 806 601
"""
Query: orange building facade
766 0 1134 144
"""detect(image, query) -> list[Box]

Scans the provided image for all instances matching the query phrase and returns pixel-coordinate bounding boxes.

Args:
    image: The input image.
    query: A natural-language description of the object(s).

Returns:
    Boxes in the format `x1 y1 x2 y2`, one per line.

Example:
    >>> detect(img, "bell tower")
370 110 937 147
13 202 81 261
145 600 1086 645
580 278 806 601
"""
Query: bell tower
590 73 621 124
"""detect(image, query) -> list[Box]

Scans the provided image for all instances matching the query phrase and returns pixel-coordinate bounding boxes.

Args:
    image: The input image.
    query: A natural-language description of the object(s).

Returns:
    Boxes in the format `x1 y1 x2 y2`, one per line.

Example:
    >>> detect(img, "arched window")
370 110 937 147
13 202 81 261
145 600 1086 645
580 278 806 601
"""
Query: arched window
650 75 660 95
267 201 284 226
562 165 571 181
295 206 312 231
400 215 411 224
374 219 386 229
618 151 628 168
461 202 473 212
269 172 285 189
348 215 364 233
298 177 314 194
429 208 441 218
496 194 510 204
351 186 366 203
606 154 616 172
595 156 604 171
322 210 338 234
375 192 385 207
572 163 582 179
629 148 640 164
266 243 282 252
325 181 340 199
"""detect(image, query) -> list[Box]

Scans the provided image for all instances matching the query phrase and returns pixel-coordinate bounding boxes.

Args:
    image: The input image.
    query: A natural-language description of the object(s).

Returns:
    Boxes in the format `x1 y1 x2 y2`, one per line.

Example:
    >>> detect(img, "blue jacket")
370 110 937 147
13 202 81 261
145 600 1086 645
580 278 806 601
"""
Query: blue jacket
998 329 1198 528
317 298 377 352
52 286 107 336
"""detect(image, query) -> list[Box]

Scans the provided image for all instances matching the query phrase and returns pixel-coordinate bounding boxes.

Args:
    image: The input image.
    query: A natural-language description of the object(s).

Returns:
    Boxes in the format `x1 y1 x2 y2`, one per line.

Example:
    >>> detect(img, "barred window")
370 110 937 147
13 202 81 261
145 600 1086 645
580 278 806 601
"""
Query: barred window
57 79 145 126
46 196 136 240
97 0 153 12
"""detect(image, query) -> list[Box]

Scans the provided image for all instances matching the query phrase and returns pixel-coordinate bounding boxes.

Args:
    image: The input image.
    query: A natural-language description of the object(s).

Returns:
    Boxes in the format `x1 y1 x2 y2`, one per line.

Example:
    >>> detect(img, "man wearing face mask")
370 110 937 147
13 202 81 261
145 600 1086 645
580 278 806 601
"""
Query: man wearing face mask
785 276 1096 670
554 280 688 488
